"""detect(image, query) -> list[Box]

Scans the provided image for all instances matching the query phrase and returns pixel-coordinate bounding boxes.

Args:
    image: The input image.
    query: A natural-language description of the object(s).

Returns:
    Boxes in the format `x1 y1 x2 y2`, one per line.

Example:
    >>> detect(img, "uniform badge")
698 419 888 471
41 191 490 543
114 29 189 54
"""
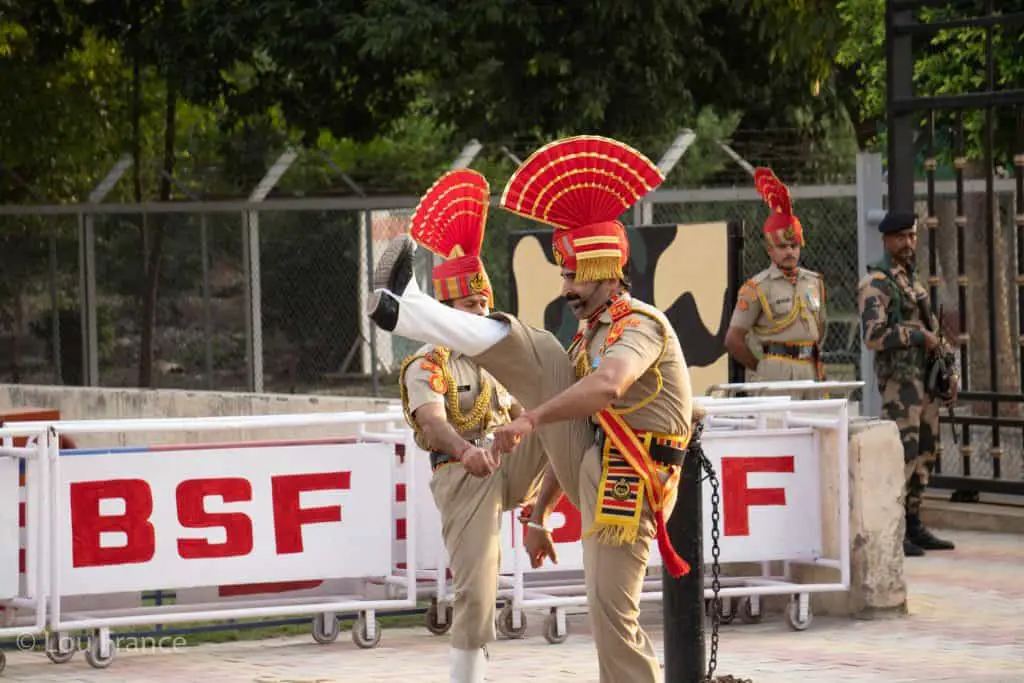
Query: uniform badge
470 272 487 293
806 290 820 312
611 478 632 501
428 374 447 394
608 298 632 321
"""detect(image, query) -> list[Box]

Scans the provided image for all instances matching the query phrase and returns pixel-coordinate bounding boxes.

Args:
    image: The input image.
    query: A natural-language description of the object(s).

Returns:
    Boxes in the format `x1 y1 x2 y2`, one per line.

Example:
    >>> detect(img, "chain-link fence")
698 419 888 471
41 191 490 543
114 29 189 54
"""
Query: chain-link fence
0 171 1020 423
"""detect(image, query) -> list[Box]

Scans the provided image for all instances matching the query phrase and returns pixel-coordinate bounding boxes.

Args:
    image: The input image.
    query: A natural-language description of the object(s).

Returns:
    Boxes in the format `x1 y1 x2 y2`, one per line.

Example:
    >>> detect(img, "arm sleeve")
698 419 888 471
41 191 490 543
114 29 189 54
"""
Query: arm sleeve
858 276 927 351
729 278 763 330
599 314 665 379
403 356 448 415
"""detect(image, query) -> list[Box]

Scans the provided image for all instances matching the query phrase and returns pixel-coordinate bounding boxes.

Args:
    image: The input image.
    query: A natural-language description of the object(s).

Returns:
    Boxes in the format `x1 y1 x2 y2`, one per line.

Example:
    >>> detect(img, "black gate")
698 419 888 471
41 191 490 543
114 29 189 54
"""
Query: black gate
886 1 1024 498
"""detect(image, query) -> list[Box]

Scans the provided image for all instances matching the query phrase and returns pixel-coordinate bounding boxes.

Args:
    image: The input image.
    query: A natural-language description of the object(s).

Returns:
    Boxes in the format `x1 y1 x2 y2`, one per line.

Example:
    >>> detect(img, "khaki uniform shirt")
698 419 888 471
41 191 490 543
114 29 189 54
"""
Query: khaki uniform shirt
730 264 825 344
401 344 514 452
572 295 693 440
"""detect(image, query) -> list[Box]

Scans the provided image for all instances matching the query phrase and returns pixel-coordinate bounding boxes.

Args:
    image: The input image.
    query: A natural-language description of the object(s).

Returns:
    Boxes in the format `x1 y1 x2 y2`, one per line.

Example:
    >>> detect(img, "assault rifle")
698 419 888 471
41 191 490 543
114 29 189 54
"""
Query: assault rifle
917 298 959 444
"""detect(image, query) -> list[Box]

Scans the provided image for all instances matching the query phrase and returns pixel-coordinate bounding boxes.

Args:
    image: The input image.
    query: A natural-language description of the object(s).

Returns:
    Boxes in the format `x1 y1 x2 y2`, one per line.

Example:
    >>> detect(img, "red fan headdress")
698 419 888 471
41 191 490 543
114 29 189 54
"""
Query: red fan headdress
409 169 493 305
753 167 804 247
500 136 665 282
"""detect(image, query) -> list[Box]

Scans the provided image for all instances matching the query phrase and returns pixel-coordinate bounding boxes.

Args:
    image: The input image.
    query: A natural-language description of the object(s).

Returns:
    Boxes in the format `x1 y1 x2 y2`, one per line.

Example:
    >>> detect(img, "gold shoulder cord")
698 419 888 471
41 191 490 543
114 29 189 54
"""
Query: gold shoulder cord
399 346 497 449
434 347 495 434
753 282 806 336
397 351 432 450
576 306 669 416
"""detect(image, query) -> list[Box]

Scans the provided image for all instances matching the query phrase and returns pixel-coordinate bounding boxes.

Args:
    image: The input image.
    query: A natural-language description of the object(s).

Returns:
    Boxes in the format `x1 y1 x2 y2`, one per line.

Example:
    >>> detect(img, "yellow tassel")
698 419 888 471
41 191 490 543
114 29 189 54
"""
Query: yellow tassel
583 521 640 546
574 255 624 283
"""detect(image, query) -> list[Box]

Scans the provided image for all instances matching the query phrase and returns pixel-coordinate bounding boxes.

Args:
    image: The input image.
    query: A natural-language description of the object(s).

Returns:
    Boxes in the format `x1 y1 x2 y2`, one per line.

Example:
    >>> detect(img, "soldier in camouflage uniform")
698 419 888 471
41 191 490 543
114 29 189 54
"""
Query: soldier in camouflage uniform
857 211 959 557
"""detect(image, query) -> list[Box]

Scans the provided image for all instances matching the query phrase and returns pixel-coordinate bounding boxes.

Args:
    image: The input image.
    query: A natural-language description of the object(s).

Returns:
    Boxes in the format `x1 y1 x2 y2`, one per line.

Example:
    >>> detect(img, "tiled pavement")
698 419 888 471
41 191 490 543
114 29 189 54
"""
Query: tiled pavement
3 529 1022 682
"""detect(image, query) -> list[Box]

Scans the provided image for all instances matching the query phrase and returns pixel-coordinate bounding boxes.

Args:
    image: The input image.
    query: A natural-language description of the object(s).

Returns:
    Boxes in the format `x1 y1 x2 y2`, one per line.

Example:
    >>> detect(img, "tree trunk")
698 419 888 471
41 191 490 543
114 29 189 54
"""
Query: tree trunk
137 79 177 387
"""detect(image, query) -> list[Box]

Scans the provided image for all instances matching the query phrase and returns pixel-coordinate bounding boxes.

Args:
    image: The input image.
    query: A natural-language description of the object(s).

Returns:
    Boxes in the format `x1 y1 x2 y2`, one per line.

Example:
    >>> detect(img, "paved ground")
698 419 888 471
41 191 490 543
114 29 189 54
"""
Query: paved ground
2 529 1023 682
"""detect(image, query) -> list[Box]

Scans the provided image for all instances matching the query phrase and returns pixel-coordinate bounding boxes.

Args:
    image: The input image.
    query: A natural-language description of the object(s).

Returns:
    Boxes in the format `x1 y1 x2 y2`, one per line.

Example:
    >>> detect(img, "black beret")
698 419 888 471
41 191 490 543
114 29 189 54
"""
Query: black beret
878 211 917 234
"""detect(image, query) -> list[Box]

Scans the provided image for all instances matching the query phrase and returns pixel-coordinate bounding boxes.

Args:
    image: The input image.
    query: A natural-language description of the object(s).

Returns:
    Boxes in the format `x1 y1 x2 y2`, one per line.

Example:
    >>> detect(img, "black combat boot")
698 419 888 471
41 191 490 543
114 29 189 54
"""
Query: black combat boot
368 235 416 331
906 514 955 551
903 537 925 557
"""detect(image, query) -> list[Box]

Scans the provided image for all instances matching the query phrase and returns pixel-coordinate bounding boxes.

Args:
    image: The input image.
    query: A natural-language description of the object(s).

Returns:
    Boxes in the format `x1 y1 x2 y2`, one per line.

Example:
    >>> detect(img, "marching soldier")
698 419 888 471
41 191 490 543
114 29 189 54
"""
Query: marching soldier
725 168 826 397
857 210 958 557
369 136 695 683
397 169 547 683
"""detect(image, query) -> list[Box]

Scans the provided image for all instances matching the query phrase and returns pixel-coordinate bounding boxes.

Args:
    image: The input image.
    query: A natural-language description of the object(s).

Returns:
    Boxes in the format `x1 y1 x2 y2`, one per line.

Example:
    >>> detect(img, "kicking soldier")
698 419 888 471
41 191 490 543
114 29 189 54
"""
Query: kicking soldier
369 136 694 683
396 169 547 683
857 210 958 557
725 168 826 397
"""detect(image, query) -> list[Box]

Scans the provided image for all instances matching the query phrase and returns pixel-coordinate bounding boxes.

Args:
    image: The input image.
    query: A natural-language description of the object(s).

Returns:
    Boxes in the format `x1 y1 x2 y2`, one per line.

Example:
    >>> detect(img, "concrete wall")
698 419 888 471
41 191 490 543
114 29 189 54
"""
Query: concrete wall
0 384 403 448
798 418 907 618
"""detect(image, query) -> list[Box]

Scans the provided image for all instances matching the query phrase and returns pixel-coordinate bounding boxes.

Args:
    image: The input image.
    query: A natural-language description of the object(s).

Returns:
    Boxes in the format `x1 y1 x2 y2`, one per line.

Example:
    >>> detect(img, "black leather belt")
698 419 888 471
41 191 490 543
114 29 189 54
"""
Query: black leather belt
762 343 815 361
429 451 457 471
594 429 686 467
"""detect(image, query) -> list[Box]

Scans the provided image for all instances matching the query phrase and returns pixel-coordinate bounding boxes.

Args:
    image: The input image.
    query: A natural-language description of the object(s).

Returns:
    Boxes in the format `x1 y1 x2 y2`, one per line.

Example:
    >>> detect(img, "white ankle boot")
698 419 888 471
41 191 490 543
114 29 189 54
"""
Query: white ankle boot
449 647 486 683
385 279 508 356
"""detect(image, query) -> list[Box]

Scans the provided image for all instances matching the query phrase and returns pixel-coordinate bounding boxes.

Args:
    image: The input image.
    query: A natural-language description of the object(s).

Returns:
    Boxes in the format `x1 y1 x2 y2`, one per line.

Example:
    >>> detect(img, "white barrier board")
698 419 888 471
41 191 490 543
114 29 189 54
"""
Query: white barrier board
57 443 394 596
0 455 18 600
406 444 444 569
499 428 823 572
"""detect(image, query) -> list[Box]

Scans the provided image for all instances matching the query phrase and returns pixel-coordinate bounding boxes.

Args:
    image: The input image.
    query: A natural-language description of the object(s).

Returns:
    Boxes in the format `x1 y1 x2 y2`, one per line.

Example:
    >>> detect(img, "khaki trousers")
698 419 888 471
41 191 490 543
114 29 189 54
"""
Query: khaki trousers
750 356 820 399
472 314 670 683
430 440 548 650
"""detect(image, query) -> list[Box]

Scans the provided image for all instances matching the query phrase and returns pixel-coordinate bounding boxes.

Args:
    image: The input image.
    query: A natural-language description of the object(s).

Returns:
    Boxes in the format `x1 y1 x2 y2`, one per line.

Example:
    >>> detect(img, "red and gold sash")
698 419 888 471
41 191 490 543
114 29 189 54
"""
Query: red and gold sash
587 409 691 578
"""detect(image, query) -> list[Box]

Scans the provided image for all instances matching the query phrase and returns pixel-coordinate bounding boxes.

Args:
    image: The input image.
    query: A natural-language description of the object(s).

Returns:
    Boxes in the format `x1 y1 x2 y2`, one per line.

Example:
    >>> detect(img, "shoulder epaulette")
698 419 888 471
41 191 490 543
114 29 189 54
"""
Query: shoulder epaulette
608 297 633 322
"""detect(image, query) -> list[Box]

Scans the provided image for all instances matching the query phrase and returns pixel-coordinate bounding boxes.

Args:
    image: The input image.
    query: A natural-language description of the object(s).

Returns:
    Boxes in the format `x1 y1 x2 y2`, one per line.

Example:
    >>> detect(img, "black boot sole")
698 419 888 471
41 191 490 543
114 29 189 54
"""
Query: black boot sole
903 539 926 557
374 234 415 295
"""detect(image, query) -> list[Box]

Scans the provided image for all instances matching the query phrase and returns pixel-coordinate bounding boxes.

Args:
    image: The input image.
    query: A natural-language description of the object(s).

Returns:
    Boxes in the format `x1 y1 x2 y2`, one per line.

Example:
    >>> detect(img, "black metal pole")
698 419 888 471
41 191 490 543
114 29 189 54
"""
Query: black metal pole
885 3 916 213
663 448 705 683
727 220 745 384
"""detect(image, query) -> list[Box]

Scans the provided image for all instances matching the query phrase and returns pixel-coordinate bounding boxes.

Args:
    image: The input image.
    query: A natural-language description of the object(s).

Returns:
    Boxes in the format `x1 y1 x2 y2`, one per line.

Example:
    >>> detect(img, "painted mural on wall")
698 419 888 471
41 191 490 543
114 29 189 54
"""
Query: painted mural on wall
507 222 738 395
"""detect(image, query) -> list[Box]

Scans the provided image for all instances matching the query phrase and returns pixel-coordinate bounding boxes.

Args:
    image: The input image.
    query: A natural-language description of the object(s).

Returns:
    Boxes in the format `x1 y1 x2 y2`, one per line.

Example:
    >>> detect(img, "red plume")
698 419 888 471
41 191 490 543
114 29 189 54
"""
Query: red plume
754 167 793 217
410 169 490 259
500 136 664 229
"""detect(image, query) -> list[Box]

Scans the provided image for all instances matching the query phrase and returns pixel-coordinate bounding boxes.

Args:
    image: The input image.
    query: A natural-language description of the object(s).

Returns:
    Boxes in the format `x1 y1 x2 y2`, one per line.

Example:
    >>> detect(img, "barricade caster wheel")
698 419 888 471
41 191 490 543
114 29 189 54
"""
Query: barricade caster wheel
785 596 813 631
84 632 116 669
352 615 382 649
543 609 568 645
496 603 527 639
45 633 76 663
312 612 340 644
739 597 762 624
426 599 453 636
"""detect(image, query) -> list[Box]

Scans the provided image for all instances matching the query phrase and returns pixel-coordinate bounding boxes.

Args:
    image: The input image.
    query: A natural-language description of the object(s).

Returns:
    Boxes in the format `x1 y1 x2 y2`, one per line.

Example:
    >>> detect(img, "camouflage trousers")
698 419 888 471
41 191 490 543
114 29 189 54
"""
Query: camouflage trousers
880 377 939 516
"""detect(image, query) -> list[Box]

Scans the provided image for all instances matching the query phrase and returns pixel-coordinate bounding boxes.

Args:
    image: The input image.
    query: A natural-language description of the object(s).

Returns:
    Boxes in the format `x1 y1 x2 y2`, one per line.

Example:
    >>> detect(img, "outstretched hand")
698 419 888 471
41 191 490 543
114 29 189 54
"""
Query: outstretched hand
492 414 536 454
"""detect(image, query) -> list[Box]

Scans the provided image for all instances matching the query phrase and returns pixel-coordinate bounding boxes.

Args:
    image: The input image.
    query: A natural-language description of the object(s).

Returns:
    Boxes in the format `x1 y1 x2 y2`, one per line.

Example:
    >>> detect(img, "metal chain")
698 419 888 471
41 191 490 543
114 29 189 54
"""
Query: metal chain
693 421 755 683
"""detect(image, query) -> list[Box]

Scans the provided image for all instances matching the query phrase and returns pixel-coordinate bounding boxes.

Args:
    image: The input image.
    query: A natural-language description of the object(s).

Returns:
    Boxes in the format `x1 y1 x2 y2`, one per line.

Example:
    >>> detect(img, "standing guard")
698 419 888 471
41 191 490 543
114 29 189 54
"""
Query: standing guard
858 210 959 557
725 168 827 397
